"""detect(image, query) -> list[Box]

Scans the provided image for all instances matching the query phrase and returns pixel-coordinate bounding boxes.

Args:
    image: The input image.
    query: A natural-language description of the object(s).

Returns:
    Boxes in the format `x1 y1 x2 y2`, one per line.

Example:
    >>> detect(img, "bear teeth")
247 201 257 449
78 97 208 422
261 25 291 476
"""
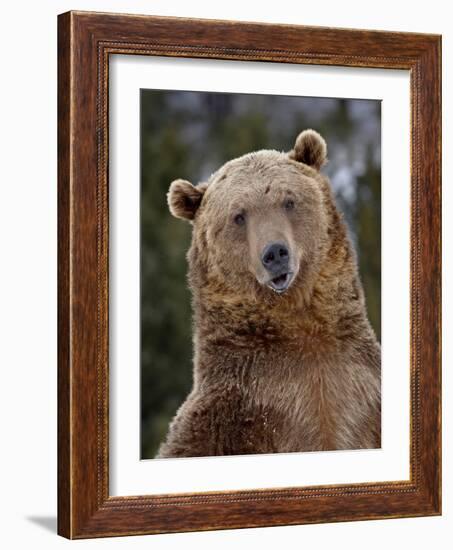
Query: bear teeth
268 272 292 293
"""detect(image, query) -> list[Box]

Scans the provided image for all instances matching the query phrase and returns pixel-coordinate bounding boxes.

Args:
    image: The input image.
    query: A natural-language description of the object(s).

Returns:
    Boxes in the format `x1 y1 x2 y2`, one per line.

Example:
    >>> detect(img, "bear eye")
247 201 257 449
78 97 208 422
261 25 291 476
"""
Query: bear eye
234 212 246 226
284 198 295 211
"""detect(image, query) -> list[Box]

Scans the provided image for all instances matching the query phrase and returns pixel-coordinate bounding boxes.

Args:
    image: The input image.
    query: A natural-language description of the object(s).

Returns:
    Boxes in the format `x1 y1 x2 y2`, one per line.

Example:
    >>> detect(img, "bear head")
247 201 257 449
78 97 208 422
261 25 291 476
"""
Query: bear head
167 129 344 306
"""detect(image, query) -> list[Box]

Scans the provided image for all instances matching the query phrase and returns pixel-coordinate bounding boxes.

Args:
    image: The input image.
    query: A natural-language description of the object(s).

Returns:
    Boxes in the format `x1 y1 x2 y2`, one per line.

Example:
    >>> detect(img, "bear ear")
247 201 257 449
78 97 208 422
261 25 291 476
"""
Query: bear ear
167 179 207 221
289 129 327 171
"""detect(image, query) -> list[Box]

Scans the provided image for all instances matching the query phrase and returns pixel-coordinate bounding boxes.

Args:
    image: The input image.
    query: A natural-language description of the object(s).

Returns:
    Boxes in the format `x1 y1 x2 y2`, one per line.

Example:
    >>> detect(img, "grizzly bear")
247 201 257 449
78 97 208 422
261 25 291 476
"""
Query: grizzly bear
156 129 381 458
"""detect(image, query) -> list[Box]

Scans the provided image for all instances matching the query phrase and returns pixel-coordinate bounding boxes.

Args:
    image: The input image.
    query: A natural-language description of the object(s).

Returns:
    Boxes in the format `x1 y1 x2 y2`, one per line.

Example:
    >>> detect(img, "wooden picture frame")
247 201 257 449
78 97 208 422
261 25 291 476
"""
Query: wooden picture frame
58 10 441 539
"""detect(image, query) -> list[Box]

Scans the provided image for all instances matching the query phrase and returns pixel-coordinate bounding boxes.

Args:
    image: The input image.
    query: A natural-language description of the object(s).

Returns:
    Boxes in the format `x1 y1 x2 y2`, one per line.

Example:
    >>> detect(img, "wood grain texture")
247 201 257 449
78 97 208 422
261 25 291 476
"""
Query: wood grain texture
57 10 442 539
57 11 71 538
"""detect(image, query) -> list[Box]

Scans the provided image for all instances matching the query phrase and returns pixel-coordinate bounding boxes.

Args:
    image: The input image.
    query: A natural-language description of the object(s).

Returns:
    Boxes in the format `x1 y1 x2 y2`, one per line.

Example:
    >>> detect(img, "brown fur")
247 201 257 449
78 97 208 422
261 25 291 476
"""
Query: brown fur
157 129 381 458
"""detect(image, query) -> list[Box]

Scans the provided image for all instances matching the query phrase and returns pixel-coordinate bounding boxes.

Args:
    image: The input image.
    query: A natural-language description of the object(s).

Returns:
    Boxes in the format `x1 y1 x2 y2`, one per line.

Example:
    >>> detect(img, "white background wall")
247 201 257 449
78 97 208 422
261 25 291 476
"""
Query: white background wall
0 1 450 548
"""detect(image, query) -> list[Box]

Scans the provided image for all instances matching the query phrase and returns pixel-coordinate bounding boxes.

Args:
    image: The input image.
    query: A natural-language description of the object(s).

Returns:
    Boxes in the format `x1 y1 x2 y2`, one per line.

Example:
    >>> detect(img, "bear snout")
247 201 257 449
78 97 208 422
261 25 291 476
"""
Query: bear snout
261 242 290 274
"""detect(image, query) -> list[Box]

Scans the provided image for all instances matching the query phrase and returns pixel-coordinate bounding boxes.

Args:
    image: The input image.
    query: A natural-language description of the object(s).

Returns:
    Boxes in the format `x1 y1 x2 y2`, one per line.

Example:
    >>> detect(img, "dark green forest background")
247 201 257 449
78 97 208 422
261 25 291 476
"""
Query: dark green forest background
140 90 381 458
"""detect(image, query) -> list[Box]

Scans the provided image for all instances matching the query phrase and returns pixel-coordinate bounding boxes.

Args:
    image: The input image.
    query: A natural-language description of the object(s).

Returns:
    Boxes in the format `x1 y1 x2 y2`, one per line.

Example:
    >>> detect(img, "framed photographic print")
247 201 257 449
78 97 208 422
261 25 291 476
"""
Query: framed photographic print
58 11 441 539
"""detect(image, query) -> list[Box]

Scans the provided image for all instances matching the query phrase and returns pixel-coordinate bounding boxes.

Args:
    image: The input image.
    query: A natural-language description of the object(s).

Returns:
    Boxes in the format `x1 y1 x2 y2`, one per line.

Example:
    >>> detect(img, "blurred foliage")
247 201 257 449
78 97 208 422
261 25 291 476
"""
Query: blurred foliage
140 90 381 458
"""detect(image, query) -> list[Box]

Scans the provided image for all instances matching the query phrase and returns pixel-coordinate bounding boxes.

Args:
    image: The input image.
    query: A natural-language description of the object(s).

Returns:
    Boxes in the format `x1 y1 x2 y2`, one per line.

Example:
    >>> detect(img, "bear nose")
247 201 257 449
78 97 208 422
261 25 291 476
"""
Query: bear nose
261 242 289 273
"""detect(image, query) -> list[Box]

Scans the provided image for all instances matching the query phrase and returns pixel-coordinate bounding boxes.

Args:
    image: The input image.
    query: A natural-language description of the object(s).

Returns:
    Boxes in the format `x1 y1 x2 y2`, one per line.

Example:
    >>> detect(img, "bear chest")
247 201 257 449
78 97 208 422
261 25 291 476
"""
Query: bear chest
235 349 373 452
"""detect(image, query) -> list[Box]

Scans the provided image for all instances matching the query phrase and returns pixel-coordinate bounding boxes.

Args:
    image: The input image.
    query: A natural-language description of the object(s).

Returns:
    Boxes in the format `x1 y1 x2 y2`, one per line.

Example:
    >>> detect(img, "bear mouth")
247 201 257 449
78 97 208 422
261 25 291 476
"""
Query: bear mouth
267 272 293 294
